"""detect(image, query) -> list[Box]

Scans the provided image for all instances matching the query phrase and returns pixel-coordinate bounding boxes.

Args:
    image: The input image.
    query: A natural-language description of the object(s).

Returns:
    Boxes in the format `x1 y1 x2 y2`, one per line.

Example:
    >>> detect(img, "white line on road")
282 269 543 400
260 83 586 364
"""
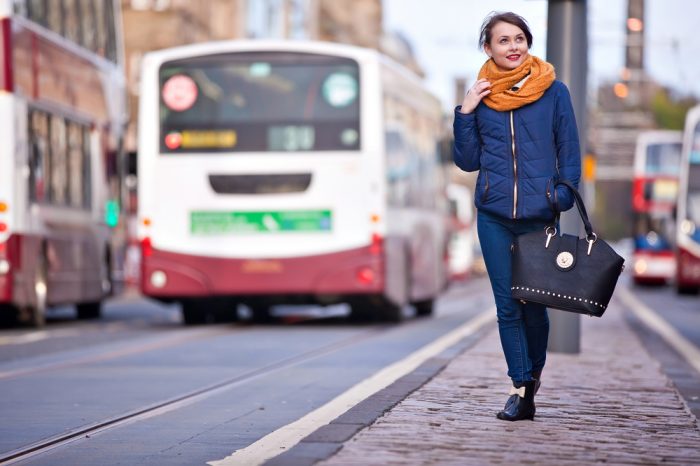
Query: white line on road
207 307 496 466
0 331 52 345
617 286 700 374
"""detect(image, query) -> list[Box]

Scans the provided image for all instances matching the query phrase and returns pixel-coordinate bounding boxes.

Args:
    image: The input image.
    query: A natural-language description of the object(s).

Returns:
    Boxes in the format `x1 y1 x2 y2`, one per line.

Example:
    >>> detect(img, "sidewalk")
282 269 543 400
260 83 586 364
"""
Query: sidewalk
310 298 700 465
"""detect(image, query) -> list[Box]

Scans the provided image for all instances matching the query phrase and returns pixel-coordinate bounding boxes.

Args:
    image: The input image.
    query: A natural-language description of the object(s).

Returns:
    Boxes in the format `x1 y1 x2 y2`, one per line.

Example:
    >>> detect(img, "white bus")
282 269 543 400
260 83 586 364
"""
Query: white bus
0 1 127 326
137 40 450 324
676 105 700 294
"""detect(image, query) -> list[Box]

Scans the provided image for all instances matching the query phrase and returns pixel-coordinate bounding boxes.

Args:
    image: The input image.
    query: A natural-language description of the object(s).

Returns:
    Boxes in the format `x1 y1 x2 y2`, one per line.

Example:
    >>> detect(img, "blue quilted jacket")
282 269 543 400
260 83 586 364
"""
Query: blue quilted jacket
453 80 581 221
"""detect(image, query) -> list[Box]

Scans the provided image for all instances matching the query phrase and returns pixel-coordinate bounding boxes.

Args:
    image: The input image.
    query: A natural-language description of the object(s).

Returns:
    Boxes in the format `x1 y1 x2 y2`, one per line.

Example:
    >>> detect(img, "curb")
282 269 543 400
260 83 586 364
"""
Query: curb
262 322 494 466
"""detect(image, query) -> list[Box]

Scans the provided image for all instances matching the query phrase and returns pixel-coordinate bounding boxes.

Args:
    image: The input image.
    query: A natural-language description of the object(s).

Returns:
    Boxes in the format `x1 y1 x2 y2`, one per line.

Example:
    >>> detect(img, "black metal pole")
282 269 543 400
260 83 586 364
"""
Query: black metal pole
546 0 588 354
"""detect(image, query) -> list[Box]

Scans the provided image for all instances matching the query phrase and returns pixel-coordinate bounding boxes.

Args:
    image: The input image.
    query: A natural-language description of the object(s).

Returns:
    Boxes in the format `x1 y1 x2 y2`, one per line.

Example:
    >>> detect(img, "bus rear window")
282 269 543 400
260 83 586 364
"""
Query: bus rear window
158 52 360 153
645 142 682 176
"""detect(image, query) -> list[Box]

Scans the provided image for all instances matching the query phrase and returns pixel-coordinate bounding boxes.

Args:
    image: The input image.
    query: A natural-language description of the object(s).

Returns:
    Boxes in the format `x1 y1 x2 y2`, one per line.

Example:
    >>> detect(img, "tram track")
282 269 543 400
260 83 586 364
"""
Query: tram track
0 323 394 465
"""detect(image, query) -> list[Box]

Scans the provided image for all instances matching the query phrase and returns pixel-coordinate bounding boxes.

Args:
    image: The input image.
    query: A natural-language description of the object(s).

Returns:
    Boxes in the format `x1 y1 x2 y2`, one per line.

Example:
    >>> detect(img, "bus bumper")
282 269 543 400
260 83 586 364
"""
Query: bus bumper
677 247 700 287
632 250 675 283
141 246 384 298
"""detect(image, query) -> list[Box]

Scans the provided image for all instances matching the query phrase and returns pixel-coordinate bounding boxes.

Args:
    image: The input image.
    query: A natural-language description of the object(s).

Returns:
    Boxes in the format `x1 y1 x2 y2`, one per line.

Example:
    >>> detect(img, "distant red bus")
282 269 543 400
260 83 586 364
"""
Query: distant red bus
676 105 700 294
630 131 682 285
0 1 128 326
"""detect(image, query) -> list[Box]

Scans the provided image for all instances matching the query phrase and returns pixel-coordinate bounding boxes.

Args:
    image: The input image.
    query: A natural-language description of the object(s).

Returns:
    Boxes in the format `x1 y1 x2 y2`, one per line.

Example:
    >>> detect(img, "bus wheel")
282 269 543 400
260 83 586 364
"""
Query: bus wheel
76 301 102 319
348 298 374 323
249 302 273 323
181 300 207 325
413 298 435 317
22 254 49 328
379 297 404 323
210 298 240 323
0 304 19 327
676 284 700 295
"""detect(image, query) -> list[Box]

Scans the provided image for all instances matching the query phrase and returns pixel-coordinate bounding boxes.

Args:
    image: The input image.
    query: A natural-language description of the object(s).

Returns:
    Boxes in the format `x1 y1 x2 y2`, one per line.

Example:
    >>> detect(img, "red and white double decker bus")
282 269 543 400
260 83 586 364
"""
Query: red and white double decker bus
676 105 700 295
630 130 683 285
0 0 128 326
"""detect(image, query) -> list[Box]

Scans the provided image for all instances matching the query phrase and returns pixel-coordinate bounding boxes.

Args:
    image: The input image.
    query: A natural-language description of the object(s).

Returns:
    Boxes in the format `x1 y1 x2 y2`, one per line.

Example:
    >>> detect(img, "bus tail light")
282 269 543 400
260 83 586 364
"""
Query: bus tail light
0 18 13 92
0 242 8 275
141 237 153 257
370 233 382 255
0 222 7 233
356 267 375 284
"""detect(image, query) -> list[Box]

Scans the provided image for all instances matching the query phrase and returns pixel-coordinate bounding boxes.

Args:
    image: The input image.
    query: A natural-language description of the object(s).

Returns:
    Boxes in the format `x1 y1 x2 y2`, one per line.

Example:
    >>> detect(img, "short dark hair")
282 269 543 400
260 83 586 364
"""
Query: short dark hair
479 11 533 50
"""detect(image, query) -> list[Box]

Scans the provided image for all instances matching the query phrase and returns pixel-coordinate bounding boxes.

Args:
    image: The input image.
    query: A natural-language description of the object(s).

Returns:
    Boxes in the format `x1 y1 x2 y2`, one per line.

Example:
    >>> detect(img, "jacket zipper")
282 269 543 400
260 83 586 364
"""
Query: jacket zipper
510 111 517 218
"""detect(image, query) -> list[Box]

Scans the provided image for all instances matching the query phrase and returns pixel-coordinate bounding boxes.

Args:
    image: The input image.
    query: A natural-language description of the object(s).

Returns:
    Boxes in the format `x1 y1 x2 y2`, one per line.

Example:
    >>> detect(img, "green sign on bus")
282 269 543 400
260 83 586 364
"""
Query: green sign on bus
191 210 332 234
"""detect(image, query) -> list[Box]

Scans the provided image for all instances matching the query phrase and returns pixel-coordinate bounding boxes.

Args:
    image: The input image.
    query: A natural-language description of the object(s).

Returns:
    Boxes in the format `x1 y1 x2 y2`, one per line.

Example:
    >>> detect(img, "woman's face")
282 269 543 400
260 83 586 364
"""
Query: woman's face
484 21 530 71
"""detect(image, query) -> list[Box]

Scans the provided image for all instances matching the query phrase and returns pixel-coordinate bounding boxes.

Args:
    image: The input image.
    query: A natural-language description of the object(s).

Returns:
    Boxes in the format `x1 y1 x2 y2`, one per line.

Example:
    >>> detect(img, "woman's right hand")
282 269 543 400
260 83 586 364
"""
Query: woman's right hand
459 78 491 114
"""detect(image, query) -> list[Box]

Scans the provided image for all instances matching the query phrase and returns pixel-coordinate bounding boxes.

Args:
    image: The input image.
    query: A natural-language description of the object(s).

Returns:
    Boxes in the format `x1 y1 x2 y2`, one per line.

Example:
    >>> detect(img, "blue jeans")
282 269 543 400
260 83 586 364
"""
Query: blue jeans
477 210 550 383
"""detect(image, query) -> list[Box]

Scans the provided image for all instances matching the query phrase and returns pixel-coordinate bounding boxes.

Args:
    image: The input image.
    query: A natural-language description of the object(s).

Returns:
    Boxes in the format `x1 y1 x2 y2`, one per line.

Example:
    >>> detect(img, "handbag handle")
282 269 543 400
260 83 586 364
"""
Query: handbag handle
554 180 595 239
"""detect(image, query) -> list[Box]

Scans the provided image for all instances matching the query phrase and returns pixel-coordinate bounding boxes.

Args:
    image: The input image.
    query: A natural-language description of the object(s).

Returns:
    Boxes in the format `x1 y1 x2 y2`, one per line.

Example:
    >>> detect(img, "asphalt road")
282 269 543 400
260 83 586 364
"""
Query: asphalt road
0 279 493 465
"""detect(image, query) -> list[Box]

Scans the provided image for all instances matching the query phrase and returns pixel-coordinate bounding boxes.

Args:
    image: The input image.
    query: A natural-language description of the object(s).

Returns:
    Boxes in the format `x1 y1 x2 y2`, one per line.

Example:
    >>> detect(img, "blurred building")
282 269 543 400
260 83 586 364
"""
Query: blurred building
587 0 655 239
121 0 246 152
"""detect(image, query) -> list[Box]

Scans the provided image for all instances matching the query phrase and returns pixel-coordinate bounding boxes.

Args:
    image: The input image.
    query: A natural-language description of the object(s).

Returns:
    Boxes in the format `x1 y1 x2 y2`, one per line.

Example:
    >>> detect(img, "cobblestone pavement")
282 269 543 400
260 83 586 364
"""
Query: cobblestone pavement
319 299 700 465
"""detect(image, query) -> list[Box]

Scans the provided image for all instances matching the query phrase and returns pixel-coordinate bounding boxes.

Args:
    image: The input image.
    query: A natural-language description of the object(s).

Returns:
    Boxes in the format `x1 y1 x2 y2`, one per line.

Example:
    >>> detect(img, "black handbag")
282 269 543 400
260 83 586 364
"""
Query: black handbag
511 180 625 317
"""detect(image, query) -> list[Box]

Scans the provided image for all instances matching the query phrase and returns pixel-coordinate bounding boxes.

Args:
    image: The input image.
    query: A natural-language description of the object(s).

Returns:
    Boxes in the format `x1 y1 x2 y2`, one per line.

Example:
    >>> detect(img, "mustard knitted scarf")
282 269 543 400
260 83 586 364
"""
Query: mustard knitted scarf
477 55 556 111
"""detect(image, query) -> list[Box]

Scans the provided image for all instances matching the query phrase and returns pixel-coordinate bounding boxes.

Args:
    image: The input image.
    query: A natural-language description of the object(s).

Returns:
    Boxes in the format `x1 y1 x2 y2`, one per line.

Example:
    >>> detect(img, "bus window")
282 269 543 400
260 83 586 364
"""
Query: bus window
46 1 64 36
49 115 68 205
79 0 97 52
646 143 682 176
158 52 360 153
688 123 700 225
104 0 118 63
26 0 48 28
82 126 92 209
28 110 50 203
63 0 83 46
93 1 107 58
67 122 84 208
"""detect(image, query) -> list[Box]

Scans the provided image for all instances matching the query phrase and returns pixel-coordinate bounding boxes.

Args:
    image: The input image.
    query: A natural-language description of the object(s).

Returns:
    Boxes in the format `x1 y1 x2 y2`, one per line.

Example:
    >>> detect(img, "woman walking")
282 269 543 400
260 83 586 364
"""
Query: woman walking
453 11 581 421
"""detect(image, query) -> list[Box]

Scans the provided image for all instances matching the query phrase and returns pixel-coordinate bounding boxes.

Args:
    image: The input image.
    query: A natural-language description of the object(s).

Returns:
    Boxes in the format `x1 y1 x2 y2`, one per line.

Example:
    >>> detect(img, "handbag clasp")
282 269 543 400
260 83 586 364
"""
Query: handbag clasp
587 232 598 255
545 226 557 248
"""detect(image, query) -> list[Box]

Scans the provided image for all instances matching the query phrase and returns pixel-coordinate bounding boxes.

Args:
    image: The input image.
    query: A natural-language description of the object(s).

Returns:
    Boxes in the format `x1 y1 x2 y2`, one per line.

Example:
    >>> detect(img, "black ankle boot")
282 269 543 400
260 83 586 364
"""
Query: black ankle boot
532 370 542 395
497 380 536 421
503 374 541 411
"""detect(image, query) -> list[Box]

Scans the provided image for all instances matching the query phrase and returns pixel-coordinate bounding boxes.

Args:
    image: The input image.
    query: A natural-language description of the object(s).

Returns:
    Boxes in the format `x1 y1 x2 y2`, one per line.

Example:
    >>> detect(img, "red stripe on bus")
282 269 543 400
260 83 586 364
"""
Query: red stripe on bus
0 18 13 92
141 245 384 297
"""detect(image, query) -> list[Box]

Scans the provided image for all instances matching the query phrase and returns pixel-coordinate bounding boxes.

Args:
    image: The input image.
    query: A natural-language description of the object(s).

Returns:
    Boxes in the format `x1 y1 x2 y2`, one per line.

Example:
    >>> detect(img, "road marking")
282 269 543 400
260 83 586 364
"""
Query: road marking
207 307 496 466
0 321 131 347
0 331 52 345
617 286 700 374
